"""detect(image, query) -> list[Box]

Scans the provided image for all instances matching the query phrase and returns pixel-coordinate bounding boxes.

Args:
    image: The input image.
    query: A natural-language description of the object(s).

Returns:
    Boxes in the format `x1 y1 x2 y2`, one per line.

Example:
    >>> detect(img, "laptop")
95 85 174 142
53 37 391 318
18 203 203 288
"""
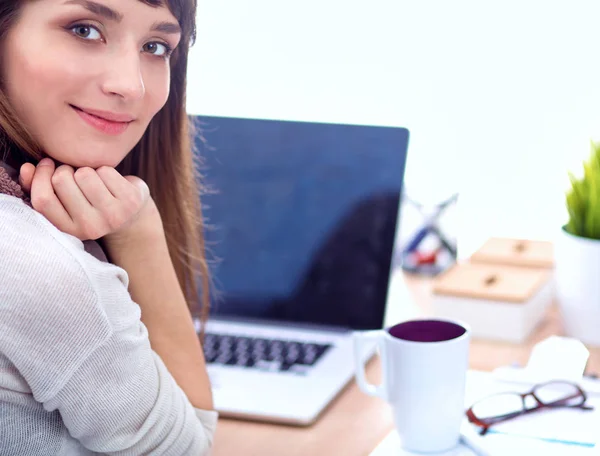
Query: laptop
192 115 409 425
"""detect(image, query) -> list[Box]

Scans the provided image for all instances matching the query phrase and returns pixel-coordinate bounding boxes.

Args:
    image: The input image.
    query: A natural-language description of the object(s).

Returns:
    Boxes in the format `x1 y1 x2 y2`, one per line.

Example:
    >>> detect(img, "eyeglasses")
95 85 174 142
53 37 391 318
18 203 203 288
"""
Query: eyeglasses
466 380 594 435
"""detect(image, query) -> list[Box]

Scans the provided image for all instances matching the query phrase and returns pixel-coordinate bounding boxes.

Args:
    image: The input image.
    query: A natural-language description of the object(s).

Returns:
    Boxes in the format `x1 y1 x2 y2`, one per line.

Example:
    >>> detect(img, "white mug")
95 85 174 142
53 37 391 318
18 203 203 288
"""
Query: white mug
353 318 470 453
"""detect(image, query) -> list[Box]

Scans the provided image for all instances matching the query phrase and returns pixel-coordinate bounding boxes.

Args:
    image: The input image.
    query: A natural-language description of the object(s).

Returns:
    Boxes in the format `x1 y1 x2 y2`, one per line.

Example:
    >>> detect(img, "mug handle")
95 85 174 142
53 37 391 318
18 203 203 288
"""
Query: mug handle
352 330 388 401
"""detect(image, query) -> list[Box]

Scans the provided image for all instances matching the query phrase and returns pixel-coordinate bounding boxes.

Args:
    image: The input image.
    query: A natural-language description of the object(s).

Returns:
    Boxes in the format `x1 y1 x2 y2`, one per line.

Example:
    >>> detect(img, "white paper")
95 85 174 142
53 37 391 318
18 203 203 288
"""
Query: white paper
369 370 600 456
484 402 599 446
461 421 597 456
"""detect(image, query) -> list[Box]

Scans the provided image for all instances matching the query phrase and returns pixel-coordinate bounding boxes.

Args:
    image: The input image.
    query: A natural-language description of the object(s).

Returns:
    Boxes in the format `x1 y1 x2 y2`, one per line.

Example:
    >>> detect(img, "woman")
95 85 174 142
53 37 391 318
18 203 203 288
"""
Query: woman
0 0 216 454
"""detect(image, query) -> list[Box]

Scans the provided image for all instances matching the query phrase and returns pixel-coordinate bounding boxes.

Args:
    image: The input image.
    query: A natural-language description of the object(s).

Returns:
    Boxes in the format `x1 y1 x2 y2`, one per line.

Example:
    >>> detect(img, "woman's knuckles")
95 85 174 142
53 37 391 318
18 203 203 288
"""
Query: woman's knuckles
31 193 53 212
31 163 146 239
50 165 75 186
73 167 95 182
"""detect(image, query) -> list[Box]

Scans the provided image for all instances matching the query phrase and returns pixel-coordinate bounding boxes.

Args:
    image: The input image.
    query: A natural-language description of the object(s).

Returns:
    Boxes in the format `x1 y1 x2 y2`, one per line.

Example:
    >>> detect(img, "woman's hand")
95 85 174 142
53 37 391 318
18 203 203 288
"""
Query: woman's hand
19 158 156 242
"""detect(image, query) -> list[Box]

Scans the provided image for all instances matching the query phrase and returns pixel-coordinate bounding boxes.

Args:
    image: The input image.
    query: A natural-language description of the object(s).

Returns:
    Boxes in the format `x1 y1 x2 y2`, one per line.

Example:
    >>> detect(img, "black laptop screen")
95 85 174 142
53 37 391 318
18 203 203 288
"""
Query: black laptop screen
193 115 409 331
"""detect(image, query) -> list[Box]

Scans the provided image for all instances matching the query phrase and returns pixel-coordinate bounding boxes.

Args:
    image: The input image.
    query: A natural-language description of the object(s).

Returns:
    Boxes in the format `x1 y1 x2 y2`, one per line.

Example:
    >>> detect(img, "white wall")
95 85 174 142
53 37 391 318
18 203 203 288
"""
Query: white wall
186 0 600 256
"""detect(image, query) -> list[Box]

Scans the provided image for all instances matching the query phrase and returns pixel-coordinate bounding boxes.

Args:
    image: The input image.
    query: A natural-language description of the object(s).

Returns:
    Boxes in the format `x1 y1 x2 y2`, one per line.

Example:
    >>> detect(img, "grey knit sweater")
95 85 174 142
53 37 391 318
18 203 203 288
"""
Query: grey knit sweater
0 162 217 455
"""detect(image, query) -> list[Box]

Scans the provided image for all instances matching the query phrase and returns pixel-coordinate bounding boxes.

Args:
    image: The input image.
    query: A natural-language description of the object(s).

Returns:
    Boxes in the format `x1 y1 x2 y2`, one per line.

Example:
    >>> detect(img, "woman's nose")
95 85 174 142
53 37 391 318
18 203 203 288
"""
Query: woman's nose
101 49 145 101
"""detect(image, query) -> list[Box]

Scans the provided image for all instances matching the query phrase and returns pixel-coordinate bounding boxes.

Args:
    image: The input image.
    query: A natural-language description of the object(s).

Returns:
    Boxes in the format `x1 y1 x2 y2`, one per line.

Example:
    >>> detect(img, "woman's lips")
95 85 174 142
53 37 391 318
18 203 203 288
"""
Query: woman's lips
71 105 133 136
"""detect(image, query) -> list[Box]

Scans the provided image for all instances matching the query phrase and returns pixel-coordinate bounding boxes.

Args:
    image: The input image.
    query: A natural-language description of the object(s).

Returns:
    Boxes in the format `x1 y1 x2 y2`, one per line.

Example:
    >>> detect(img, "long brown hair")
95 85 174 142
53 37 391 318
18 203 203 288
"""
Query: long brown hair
0 0 210 326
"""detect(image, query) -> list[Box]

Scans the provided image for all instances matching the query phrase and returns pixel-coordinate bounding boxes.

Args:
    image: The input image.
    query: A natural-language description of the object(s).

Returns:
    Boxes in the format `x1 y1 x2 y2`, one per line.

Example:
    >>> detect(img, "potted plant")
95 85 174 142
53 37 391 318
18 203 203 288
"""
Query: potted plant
555 140 600 346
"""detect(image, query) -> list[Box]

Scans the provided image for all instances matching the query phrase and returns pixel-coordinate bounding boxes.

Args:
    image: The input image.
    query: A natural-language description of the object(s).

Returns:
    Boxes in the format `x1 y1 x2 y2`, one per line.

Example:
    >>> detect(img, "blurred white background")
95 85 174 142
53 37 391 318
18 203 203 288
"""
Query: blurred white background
186 0 600 257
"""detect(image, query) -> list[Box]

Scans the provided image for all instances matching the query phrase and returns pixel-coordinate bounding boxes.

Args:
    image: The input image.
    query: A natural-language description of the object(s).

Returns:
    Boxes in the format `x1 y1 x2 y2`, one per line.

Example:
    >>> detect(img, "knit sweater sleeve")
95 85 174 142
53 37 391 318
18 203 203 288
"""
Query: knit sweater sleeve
0 196 217 455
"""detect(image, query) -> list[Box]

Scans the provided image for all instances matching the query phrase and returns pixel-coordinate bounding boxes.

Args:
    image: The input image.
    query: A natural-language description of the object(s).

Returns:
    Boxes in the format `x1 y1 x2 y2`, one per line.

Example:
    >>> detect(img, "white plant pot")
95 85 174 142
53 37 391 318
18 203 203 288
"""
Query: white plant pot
555 226 600 347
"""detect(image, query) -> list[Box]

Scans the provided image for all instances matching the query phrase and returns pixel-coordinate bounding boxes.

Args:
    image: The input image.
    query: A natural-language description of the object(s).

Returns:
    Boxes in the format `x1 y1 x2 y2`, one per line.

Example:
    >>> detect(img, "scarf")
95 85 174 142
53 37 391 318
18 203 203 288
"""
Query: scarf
0 161 30 205
0 161 108 263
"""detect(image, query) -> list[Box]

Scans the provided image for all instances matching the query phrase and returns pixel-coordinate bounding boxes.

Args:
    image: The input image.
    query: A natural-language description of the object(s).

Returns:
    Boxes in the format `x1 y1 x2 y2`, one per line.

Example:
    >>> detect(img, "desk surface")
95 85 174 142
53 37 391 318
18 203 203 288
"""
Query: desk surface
211 272 600 456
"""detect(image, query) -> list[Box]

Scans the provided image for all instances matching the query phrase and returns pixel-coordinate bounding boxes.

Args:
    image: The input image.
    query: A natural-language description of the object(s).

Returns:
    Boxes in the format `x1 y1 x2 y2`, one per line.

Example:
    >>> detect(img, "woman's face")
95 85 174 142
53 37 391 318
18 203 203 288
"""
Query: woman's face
2 0 181 168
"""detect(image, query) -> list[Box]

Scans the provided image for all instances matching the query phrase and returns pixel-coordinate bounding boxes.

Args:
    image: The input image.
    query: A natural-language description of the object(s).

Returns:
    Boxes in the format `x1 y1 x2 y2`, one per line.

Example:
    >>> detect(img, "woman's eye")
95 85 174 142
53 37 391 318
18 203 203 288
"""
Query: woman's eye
70 24 102 41
143 42 172 58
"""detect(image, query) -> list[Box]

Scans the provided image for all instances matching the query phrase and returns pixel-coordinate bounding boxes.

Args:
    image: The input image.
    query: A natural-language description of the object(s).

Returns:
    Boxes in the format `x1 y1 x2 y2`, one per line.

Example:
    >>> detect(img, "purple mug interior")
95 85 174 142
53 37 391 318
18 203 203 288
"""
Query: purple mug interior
388 319 466 342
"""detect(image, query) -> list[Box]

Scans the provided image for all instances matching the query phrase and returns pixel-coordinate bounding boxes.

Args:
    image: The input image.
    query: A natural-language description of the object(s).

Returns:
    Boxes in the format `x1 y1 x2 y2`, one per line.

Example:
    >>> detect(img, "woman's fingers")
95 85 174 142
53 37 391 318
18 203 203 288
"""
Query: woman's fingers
29 159 73 229
73 166 117 211
50 164 96 218
25 158 149 241
97 166 148 212
18 163 35 192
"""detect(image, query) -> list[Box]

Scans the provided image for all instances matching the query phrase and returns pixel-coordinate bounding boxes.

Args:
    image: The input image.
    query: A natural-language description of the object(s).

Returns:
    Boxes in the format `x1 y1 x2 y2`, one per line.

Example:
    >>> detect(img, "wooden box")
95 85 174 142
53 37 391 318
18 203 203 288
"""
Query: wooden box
469 237 554 269
431 262 553 343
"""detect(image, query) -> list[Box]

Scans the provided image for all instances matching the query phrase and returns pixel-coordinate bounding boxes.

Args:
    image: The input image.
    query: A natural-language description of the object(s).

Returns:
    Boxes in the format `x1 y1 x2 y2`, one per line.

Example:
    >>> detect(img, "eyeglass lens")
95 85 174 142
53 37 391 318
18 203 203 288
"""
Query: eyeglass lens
471 393 523 420
534 381 584 406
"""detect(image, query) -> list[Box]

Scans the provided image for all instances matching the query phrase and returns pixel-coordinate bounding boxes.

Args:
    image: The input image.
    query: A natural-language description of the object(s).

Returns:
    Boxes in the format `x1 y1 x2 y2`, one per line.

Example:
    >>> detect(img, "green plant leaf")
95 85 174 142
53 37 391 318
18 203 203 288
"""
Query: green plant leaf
563 142 600 239
588 142 600 238
585 172 597 237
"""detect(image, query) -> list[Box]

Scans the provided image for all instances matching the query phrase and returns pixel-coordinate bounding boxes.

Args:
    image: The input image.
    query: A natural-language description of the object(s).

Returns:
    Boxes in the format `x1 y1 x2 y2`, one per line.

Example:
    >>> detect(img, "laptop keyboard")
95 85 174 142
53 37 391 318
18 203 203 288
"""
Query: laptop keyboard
203 332 332 374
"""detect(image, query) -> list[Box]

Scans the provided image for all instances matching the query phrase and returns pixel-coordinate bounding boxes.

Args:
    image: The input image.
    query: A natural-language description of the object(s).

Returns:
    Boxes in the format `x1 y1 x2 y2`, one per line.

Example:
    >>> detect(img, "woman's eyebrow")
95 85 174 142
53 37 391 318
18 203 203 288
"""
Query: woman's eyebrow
151 21 181 35
63 0 122 22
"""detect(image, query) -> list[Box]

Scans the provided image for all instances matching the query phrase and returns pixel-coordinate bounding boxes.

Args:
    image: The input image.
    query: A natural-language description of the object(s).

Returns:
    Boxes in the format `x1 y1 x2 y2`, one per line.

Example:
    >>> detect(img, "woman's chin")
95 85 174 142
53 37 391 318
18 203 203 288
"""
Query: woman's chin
42 153 124 170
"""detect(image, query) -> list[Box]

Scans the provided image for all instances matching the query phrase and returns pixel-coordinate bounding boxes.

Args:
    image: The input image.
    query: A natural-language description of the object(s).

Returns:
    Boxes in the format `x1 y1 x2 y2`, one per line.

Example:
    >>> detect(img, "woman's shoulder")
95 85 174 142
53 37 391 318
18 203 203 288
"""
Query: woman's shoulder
0 194 103 304
0 194 116 267
0 194 139 324
0 194 83 255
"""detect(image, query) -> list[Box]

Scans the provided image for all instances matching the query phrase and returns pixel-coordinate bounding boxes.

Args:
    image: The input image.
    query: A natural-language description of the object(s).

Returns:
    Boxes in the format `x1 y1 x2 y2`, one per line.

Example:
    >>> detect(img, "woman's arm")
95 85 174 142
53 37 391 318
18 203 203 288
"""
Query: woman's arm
0 198 216 455
19 160 214 410
103 200 214 410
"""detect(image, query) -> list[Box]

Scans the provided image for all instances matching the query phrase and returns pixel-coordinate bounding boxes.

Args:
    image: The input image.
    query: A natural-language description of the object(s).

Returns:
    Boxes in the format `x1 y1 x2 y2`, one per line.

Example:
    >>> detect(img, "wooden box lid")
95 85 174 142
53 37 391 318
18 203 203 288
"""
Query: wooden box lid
432 262 550 303
470 237 554 269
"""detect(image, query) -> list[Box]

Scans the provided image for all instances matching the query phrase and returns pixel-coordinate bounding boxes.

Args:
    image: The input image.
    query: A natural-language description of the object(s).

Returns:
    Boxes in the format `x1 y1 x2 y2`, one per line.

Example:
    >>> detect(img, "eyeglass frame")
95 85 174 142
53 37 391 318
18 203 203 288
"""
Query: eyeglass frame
465 380 594 436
